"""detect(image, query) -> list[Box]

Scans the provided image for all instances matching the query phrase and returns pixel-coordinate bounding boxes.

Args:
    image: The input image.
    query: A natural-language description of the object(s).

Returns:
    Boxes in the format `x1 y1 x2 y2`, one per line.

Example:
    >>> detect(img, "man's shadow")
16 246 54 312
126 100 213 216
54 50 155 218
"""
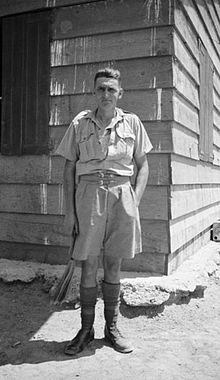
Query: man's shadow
0 280 106 366
1 338 106 366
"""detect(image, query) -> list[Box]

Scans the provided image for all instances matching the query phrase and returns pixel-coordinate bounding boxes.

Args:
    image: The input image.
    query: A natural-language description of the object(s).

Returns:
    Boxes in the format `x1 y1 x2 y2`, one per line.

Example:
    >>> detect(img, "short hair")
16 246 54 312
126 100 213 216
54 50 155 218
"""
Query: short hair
94 67 121 86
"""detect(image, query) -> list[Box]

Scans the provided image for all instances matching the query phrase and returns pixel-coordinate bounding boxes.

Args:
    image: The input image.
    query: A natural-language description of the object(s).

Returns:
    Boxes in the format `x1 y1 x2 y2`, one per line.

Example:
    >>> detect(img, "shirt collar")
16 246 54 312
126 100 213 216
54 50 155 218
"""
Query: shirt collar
85 107 125 127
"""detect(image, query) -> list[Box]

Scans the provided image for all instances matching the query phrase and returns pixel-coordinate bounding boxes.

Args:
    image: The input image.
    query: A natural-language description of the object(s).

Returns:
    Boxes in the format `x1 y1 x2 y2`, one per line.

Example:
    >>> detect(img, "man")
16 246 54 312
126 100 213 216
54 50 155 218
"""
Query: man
56 68 152 355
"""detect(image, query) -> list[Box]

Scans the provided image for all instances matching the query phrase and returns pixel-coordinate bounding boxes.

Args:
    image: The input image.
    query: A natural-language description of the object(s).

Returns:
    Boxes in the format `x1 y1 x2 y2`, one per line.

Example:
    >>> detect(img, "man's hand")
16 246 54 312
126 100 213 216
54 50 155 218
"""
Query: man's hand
133 189 141 207
63 213 79 236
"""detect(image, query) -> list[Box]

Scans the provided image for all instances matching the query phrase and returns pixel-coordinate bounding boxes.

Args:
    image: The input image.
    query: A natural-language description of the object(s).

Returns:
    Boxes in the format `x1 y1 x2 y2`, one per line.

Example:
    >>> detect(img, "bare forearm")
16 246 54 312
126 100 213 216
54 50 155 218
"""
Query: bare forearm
63 160 79 235
134 157 149 206
63 160 76 216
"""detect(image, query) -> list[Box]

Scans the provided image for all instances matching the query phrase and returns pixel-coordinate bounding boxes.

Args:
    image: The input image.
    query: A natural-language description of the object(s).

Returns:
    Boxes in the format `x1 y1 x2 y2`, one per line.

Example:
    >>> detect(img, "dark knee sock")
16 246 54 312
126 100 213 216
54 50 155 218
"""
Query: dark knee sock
80 286 97 330
102 281 120 328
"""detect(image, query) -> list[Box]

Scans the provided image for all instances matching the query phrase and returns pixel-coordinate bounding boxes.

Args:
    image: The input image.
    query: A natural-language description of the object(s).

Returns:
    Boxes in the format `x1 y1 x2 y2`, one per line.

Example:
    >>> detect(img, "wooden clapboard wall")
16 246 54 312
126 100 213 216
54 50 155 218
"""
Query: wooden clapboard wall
0 0 174 273
168 0 220 272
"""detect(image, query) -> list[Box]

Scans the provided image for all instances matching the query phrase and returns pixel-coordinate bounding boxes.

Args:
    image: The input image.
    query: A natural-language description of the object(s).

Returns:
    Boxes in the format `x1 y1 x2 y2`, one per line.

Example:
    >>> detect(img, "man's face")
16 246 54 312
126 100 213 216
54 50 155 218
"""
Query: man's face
93 77 123 112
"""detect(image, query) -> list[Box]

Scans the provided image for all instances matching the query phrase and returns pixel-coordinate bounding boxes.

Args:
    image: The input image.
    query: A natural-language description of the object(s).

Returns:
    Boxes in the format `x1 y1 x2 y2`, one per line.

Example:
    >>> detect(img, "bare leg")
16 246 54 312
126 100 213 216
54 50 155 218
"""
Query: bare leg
103 256 122 284
81 255 99 287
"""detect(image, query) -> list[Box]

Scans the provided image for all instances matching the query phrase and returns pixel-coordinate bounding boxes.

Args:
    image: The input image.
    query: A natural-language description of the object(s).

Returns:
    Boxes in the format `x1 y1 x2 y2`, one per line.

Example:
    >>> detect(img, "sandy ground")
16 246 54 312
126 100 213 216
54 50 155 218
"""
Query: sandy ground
0 268 220 380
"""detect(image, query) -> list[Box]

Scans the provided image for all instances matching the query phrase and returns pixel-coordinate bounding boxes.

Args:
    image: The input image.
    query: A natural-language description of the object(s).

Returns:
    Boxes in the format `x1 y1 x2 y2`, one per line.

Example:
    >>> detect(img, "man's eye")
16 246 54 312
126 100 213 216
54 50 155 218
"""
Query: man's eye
96 87 117 93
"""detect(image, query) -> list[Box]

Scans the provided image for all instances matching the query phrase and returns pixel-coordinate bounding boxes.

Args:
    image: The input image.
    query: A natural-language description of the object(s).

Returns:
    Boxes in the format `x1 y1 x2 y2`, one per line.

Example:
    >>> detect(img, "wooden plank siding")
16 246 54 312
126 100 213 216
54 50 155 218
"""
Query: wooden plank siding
170 202 220 253
168 0 220 272
52 0 174 38
0 183 169 221
0 0 174 25
173 60 199 108
171 154 220 185
170 184 220 220
175 0 220 70
173 0 220 161
0 213 67 246
173 31 199 83
0 241 69 265
172 123 199 160
0 184 65 215
51 27 174 67
0 0 105 17
172 92 199 135
174 1 220 100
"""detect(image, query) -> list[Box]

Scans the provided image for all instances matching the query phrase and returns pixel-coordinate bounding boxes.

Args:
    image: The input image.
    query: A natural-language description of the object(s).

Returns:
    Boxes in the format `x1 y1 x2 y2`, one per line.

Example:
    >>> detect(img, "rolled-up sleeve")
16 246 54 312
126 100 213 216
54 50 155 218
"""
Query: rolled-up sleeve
134 117 153 160
55 121 78 161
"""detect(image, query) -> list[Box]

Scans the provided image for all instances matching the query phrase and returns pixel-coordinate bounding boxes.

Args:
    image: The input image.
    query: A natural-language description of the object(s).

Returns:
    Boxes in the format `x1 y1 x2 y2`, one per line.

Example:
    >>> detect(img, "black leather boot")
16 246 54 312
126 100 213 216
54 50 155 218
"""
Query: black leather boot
102 282 133 354
65 286 97 356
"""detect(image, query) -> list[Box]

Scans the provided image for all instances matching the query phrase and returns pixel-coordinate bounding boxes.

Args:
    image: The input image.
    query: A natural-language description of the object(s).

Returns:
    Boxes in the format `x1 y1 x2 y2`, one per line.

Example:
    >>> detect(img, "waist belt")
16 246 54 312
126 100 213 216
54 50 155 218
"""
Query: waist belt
79 171 130 187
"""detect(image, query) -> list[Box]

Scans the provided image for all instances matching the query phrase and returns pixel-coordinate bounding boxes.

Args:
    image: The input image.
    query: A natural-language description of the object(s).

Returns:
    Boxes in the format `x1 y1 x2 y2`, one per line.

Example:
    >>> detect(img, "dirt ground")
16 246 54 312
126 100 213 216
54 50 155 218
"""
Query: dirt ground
0 269 220 380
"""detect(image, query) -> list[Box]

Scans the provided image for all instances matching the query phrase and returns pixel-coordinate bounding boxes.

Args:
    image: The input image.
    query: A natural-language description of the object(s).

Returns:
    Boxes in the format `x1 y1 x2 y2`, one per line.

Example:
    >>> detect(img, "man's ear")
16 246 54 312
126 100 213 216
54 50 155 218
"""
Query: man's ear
119 88 123 99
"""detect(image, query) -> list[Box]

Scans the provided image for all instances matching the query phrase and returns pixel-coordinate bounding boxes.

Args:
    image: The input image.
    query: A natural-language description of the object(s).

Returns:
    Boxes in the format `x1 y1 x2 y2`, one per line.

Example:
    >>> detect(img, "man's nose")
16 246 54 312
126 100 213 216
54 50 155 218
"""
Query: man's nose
103 89 109 97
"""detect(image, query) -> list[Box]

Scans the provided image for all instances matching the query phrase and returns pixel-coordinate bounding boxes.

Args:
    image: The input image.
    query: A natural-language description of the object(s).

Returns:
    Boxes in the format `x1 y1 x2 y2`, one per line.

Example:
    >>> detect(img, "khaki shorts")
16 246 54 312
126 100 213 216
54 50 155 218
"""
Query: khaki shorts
72 174 142 260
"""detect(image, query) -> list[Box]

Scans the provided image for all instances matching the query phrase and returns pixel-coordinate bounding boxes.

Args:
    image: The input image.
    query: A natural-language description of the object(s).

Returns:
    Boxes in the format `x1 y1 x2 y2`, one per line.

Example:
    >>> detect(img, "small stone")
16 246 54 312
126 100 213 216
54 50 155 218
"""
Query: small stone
12 341 21 348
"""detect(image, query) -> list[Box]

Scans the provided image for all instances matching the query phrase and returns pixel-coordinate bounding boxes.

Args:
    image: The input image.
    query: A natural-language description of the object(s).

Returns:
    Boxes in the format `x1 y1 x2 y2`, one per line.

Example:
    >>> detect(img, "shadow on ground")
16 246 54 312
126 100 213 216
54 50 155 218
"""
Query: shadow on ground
0 280 129 366
0 280 105 366
1 338 106 366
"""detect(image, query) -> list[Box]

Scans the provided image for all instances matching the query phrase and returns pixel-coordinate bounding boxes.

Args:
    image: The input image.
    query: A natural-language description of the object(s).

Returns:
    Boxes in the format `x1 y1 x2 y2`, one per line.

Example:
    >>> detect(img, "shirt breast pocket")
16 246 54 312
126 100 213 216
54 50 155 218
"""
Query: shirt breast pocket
79 133 105 162
79 133 96 162
113 129 135 160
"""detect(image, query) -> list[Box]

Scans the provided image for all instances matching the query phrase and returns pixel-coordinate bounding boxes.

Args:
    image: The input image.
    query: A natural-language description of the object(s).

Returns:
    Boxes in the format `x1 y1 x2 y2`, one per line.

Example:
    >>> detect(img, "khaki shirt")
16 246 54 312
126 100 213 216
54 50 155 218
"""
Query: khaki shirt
56 108 153 176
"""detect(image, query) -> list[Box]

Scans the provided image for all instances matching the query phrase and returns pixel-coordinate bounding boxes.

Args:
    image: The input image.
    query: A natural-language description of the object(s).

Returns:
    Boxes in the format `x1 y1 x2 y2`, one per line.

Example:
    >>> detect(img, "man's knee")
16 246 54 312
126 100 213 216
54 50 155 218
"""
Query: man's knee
103 256 122 283
81 256 99 287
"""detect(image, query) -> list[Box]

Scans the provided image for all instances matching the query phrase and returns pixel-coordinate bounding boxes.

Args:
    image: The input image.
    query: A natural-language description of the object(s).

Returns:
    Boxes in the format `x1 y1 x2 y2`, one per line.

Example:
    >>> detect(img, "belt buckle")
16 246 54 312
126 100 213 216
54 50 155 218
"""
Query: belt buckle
98 171 105 178
98 171 115 186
